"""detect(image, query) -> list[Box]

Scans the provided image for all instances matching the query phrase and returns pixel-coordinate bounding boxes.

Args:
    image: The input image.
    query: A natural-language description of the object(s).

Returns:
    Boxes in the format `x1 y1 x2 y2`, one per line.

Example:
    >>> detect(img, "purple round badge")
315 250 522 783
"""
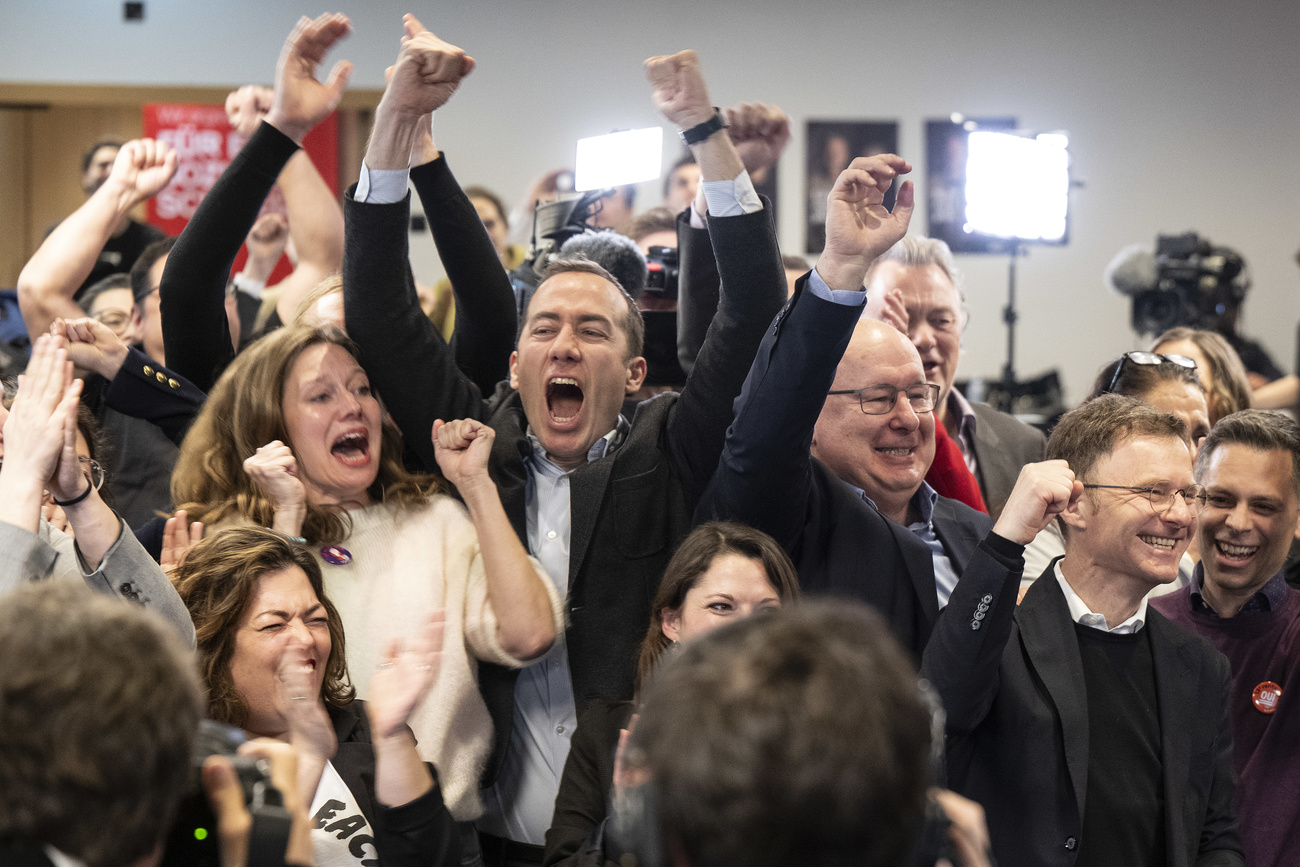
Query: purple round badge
320 545 353 566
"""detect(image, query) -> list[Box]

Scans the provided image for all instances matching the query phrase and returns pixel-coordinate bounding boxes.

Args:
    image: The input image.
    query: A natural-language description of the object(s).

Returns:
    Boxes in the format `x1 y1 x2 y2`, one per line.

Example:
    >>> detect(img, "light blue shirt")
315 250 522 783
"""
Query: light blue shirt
476 422 627 844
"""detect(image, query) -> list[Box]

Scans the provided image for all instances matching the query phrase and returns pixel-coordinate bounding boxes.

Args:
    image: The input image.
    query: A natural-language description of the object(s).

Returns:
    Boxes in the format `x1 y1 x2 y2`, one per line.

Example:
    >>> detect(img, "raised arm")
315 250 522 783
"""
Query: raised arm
640 51 785 500
18 140 176 341
58 317 205 445
435 419 556 660
675 103 790 375
0 335 195 644
694 155 913 543
161 14 352 392
920 462 1079 733
343 15 485 473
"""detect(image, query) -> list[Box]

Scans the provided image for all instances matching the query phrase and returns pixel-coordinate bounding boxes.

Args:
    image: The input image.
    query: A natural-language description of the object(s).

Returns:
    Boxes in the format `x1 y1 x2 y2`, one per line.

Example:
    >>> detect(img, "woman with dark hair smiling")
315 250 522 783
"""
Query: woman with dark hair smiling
173 324 563 824
174 526 460 866
543 521 800 867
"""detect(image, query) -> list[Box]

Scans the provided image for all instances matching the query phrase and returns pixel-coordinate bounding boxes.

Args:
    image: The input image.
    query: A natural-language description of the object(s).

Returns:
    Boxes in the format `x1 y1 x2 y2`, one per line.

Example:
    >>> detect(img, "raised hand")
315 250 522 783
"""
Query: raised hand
366 611 445 740
264 13 353 146
816 155 915 293
432 418 494 492
644 50 715 130
225 85 276 138
161 508 204 580
277 642 337 762
46 351 91 506
870 285 911 336
243 441 307 535
245 212 290 276
724 103 790 176
2 335 80 489
108 138 178 207
992 460 1082 546
54 317 129 380
380 14 476 119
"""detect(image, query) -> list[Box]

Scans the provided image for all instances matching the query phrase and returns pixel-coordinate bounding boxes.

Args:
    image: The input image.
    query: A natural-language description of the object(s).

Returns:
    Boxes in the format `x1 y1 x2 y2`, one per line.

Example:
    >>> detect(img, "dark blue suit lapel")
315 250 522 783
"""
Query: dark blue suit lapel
1018 569 1090 824
883 517 941 628
932 497 985 573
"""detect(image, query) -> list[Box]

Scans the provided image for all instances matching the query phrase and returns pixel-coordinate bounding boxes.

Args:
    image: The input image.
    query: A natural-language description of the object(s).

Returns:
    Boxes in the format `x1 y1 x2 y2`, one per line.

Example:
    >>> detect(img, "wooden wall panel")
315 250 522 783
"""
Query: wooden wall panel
0 109 33 287
0 84 380 290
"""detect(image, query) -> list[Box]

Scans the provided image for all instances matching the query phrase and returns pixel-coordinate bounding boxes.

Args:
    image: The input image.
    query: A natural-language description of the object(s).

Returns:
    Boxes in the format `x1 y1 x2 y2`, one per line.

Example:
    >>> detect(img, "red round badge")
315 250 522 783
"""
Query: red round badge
1252 681 1281 714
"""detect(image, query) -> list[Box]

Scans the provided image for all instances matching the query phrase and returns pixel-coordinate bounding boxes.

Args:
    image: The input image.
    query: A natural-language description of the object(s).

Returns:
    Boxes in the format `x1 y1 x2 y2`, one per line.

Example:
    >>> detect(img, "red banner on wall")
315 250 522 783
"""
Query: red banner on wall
142 103 339 282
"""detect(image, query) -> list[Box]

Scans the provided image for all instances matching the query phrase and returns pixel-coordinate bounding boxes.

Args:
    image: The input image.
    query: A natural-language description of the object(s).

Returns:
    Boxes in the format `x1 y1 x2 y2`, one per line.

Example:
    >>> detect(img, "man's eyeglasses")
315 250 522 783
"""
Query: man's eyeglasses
93 310 131 330
79 457 106 492
827 383 940 415
1105 351 1197 394
1081 482 1207 516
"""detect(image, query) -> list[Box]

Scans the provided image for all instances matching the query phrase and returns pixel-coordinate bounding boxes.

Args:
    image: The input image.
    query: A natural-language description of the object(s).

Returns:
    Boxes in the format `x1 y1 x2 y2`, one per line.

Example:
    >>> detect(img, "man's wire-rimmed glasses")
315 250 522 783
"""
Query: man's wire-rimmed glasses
826 383 940 415
1081 482 1207 516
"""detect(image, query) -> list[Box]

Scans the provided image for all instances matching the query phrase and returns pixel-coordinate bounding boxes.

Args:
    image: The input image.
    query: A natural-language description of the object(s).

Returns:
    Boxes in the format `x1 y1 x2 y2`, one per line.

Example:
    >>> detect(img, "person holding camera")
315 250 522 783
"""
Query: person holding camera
0 578 314 867
174 526 461 867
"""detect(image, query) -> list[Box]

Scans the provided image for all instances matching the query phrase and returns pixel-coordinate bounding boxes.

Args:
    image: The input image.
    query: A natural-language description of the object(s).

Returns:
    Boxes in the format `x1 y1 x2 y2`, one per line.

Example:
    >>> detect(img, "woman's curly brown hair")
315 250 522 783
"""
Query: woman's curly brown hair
172 526 355 727
172 324 443 545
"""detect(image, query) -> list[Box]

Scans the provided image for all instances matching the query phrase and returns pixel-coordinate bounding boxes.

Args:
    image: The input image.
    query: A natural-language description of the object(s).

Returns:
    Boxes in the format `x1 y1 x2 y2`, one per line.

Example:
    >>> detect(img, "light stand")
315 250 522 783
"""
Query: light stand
963 129 1070 414
1001 244 1022 405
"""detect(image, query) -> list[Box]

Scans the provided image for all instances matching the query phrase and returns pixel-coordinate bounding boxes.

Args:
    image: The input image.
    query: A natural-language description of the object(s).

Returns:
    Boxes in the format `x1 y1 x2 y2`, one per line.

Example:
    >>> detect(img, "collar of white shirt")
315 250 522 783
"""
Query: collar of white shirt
1053 561 1148 634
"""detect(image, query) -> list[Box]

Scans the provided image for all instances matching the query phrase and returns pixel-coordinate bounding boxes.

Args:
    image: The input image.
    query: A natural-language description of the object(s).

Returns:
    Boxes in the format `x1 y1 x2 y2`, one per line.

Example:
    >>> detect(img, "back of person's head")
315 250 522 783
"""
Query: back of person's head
635 521 800 692
0 582 203 867
559 232 649 301
130 236 179 303
1150 326 1252 422
625 207 678 245
1197 409 1300 496
631 600 931 867
173 526 355 726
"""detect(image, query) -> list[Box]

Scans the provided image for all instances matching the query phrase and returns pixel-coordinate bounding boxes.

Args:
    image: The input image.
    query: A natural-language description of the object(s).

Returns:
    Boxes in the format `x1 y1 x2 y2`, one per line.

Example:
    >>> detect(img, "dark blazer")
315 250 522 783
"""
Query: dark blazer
922 556 1243 867
696 276 992 658
96 346 206 445
342 166 787 782
329 702 461 867
968 400 1046 521
543 698 634 867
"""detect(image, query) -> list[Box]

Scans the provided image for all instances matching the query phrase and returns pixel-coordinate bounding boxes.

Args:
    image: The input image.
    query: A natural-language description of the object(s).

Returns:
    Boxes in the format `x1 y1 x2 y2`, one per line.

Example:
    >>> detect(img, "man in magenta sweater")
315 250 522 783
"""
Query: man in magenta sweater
1151 409 1300 867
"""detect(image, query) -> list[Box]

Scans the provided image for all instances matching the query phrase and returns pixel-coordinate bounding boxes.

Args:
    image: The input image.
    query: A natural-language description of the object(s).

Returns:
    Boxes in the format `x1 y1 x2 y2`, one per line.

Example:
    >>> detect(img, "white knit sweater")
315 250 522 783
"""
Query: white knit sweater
311 496 561 820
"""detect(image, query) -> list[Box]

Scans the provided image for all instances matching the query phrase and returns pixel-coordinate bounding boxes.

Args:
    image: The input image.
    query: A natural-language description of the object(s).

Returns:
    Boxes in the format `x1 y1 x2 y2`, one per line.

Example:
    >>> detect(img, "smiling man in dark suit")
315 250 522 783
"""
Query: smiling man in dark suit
862 235 1045 520
697 157 996 657
923 394 1242 867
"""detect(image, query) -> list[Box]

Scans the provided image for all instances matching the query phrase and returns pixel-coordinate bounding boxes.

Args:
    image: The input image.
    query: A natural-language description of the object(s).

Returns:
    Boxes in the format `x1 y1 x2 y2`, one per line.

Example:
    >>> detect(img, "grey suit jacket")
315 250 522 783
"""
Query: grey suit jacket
0 517 195 647
968 401 1046 520
923 555 1242 867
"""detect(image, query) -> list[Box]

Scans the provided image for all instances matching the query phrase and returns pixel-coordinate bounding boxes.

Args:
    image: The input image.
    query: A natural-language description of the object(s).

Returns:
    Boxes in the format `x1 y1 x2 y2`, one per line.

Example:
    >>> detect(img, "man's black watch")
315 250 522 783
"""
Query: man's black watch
680 109 727 146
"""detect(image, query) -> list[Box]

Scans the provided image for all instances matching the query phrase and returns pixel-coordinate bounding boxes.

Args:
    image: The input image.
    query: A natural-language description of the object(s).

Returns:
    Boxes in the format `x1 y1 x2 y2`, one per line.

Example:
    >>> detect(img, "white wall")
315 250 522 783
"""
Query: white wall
5 0 1298 402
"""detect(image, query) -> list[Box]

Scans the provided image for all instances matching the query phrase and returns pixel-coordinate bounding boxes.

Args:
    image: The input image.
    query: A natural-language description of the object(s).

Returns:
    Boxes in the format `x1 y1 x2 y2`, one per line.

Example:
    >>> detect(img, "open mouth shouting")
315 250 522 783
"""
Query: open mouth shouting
547 377 584 424
331 429 371 467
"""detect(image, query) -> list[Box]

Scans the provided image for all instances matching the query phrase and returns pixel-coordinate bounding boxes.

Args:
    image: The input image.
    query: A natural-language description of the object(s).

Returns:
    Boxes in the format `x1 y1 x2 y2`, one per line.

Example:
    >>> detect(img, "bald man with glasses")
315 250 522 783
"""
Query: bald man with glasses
697 155 1014 658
